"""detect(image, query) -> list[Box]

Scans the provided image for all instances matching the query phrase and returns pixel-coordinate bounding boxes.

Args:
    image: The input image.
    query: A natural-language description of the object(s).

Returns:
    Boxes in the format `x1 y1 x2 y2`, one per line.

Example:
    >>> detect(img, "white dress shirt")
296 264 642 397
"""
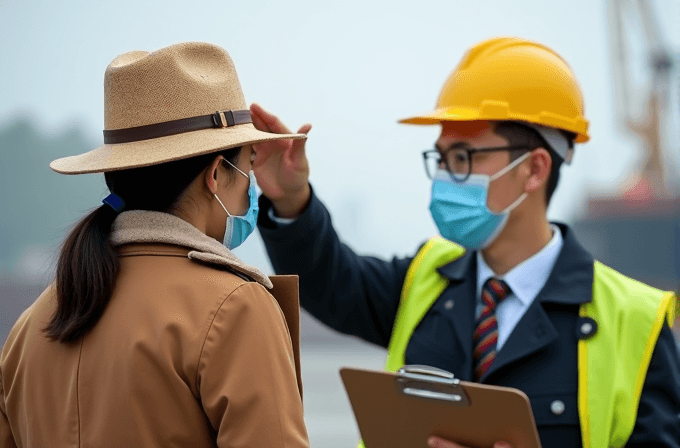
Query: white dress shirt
476 225 563 351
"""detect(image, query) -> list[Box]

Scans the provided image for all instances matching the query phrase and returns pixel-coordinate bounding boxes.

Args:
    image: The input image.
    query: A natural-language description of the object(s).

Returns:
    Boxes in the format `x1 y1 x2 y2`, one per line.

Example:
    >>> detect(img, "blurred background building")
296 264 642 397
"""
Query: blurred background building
573 0 680 341
1 0 678 446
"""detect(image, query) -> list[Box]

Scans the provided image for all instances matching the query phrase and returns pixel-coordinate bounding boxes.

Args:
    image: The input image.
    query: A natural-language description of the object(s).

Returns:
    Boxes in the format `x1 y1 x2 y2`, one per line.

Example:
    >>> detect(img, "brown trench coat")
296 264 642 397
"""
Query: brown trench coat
0 211 310 447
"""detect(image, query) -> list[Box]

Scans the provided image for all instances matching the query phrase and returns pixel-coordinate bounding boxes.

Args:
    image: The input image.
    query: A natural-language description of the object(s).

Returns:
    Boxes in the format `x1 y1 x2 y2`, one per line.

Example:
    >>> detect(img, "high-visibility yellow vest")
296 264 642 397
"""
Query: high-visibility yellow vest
383 237 676 448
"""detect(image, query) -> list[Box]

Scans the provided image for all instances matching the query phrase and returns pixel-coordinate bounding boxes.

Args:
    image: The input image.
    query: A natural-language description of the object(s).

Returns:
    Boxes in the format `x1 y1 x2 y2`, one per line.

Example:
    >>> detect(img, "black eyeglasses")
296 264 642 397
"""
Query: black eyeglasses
422 145 531 182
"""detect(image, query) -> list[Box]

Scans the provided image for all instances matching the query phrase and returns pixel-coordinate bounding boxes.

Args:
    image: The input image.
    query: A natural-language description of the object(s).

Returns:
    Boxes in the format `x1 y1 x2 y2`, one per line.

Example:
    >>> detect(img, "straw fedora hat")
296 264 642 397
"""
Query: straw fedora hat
50 42 305 174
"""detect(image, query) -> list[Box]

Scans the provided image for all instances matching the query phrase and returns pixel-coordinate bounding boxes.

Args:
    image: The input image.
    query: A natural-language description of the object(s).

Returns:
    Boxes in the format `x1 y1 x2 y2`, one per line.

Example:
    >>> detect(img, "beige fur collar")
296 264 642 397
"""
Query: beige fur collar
109 210 272 289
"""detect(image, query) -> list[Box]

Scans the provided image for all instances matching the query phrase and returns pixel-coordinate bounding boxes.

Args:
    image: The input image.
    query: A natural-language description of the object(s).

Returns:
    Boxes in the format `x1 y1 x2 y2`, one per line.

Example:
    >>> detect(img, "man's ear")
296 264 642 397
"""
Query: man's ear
524 148 551 194
204 155 223 194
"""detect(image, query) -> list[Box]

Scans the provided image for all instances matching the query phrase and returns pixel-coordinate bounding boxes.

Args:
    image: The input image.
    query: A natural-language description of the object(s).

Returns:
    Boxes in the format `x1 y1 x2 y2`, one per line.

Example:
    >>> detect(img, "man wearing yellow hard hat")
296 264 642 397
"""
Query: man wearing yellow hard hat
252 37 680 447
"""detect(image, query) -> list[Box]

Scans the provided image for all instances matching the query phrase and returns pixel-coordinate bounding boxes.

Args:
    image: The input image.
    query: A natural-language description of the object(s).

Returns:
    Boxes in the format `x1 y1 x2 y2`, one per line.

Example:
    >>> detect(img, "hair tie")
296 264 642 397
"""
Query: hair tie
102 193 126 213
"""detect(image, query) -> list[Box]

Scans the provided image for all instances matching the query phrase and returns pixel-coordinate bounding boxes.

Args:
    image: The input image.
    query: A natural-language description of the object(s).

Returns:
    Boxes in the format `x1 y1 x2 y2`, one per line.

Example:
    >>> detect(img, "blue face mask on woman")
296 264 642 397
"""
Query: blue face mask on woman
213 158 259 250
429 152 530 250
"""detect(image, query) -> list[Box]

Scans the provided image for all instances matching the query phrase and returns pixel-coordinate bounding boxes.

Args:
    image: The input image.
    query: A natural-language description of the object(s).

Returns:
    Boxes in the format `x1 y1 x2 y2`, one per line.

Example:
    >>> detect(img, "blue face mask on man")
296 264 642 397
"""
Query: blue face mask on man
429 152 531 250
213 158 259 250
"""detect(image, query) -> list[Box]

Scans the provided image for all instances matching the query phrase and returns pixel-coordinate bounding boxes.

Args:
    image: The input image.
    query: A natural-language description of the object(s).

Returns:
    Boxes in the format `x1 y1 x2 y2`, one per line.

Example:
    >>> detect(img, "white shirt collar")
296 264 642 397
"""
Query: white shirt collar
476 225 564 306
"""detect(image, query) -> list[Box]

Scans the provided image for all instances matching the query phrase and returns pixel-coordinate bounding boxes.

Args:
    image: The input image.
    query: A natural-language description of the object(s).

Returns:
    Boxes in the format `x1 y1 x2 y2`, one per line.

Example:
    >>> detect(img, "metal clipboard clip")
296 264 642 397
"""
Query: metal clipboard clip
396 365 470 406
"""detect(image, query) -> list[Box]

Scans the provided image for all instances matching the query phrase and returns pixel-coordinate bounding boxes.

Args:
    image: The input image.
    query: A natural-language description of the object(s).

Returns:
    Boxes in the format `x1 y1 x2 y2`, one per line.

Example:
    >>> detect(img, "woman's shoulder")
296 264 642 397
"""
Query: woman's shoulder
114 246 281 337
216 281 283 321
1 283 59 370
197 280 293 375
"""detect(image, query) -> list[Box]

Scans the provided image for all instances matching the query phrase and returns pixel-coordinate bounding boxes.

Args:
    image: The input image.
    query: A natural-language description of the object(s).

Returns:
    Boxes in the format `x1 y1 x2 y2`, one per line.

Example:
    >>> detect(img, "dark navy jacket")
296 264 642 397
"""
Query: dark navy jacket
258 189 680 447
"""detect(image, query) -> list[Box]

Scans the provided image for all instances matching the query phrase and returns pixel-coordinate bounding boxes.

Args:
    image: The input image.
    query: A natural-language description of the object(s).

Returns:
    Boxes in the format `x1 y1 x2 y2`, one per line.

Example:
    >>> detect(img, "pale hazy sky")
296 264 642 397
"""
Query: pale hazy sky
1 0 678 270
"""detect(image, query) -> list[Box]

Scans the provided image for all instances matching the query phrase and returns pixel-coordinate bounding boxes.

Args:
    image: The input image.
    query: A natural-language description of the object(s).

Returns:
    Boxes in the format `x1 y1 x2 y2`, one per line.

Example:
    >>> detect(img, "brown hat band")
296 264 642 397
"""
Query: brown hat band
103 109 252 144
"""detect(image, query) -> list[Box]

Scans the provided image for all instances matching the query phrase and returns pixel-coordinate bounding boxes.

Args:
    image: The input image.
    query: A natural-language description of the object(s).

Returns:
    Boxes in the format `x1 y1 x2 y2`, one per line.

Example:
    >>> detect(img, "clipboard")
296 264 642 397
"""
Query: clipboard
268 275 303 400
340 365 542 448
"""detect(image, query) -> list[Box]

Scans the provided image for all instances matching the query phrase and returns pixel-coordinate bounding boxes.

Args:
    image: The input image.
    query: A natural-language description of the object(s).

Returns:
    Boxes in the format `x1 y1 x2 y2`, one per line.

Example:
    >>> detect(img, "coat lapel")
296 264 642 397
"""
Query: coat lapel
481 298 559 381
437 251 477 373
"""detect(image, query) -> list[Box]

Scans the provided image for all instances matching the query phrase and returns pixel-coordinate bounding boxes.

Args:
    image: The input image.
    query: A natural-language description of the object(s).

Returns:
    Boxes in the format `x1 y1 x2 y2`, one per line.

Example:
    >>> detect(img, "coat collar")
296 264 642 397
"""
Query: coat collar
435 223 594 305
109 210 273 289
536 223 594 305
437 250 476 282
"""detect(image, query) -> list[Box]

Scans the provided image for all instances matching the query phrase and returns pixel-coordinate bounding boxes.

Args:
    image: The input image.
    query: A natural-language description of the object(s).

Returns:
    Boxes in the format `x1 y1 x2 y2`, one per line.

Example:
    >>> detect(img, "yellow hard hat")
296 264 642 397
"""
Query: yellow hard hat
400 37 590 143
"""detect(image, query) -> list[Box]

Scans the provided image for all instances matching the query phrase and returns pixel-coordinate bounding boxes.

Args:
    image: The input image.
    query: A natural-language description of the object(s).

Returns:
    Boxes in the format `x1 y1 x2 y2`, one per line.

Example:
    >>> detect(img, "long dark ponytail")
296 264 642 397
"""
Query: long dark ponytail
44 147 241 343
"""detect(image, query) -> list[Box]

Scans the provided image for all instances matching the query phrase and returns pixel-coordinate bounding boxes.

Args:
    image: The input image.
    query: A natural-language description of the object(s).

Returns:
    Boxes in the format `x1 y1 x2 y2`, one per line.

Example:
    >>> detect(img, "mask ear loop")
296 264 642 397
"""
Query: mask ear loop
489 151 532 214
214 194 232 217
213 155 250 216
221 156 249 179
501 191 528 214
489 150 532 182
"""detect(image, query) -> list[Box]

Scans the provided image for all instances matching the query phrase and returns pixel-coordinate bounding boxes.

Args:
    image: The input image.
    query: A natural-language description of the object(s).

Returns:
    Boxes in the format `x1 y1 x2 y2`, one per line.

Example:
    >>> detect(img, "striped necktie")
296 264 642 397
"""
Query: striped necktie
473 278 510 382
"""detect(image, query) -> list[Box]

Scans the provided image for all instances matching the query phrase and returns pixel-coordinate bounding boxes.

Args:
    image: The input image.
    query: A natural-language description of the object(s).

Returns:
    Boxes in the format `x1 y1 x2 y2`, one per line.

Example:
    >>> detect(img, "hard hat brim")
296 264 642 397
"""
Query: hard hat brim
399 107 479 126
399 107 589 144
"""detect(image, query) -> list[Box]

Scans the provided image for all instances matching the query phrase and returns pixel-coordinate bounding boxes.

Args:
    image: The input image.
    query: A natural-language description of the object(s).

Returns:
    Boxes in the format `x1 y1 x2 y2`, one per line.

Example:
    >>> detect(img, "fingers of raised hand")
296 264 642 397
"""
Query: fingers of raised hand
250 106 269 133
290 125 311 158
250 103 292 134
297 123 312 135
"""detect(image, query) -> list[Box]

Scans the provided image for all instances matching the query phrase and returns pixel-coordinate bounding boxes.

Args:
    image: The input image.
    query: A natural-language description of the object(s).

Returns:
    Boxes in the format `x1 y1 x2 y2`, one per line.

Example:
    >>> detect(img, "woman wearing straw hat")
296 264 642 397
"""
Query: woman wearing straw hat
0 43 310 447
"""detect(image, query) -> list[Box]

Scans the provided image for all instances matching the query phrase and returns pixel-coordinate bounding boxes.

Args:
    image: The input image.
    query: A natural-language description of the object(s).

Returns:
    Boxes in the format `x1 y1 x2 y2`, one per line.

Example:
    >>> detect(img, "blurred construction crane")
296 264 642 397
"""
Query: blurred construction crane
607 0 675 197
573 0 680 314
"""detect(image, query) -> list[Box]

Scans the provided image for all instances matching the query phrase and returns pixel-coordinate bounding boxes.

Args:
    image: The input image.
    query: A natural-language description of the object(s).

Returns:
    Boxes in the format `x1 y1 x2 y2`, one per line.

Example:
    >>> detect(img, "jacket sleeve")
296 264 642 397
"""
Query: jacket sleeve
258 186 415 348
627 324 680 447
0 369 17 448
197 282 309 448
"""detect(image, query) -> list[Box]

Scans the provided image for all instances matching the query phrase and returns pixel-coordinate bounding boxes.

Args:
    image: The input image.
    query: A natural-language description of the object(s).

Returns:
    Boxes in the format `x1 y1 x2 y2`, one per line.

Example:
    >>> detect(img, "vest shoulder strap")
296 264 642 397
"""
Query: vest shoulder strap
385 237 465 372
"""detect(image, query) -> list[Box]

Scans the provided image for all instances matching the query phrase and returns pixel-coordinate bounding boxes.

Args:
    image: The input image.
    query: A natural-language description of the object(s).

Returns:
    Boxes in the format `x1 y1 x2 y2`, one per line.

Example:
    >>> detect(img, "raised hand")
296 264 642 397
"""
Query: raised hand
250 103 312 218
